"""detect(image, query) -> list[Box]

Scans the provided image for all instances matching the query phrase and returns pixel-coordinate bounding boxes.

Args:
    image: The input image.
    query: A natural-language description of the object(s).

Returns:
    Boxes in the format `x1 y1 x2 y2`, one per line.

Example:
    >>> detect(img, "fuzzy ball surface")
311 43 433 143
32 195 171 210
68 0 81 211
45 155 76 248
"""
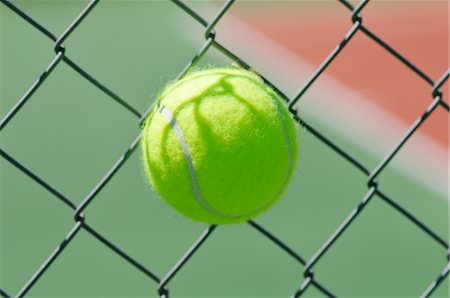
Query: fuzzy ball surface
142 67 298 224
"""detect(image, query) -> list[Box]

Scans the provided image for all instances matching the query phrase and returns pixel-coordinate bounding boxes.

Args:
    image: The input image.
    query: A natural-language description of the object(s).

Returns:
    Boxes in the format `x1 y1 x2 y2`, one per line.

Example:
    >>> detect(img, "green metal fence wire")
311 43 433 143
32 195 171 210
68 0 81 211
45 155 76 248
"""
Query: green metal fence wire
0 0 448 297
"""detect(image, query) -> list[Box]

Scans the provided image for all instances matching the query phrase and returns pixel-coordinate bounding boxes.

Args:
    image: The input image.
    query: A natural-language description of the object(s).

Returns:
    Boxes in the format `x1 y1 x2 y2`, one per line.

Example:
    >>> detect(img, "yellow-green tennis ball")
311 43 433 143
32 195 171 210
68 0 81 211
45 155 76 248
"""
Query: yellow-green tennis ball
142 67 297 224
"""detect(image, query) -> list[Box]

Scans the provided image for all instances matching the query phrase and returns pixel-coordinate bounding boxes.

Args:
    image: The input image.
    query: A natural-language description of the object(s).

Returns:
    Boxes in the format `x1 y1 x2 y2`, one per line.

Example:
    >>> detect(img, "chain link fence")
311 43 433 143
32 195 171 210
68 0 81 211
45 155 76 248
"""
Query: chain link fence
0 0 448 297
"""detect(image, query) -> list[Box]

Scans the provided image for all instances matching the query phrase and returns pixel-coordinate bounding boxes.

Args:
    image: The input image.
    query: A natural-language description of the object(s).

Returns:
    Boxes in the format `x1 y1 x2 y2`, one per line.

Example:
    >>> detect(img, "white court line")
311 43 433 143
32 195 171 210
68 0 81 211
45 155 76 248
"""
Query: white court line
176 7 448 201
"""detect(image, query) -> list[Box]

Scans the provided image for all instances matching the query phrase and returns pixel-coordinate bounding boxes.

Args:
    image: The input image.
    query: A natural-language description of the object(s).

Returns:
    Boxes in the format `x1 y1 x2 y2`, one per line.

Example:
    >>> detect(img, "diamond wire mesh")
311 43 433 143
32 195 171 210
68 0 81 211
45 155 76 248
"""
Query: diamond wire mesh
0 0 448 297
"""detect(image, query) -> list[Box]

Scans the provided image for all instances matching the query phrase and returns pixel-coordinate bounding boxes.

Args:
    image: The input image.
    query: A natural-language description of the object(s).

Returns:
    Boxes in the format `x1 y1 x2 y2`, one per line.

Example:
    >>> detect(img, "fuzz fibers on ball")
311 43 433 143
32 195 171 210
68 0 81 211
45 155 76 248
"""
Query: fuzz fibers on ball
142 67 298 224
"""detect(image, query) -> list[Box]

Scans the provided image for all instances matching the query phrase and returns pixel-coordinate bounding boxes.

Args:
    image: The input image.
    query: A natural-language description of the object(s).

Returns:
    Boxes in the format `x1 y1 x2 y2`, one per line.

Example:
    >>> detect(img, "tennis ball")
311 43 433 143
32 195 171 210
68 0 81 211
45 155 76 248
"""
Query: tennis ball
142 67 297 224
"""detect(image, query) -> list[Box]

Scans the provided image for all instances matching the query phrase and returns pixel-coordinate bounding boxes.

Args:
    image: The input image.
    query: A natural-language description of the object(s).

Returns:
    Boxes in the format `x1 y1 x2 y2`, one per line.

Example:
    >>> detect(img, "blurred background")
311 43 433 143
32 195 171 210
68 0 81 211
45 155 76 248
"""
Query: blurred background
1 1 448 297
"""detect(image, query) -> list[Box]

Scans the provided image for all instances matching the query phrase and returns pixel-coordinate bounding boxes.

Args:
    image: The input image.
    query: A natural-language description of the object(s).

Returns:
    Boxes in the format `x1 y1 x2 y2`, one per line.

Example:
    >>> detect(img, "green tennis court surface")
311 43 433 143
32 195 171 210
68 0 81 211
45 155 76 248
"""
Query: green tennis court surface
1 1 448 297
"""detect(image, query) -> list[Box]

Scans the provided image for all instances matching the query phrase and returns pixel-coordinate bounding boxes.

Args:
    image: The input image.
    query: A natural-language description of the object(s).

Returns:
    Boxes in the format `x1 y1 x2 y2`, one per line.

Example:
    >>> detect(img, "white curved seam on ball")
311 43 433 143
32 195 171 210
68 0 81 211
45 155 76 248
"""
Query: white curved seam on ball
269 95 293 206
157 105 232 218
238 95 293 216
